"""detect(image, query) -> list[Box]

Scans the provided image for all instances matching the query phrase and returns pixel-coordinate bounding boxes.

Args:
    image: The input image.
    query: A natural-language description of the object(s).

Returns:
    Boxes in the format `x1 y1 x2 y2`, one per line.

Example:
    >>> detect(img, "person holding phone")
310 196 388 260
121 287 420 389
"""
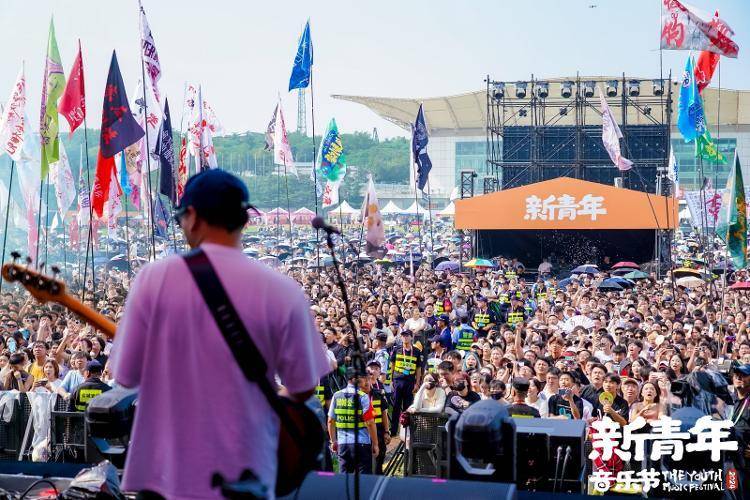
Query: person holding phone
547 371 583 419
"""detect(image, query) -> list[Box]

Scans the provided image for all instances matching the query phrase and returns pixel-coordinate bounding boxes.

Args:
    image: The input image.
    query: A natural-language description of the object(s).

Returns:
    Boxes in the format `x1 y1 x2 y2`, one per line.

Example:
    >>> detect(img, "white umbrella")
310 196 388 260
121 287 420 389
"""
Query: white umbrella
676 276 704 288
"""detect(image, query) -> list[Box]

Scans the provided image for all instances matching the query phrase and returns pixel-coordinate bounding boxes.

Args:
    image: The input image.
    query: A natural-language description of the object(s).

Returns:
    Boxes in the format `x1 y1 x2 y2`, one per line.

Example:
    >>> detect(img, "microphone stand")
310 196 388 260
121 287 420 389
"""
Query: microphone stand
323 229 365 500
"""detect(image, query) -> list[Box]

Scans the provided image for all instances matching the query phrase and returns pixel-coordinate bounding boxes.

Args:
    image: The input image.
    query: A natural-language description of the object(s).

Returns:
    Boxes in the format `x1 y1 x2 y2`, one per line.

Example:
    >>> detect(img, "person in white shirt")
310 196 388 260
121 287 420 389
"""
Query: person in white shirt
538 259 552 276
404 307 426 335
526 378 549 417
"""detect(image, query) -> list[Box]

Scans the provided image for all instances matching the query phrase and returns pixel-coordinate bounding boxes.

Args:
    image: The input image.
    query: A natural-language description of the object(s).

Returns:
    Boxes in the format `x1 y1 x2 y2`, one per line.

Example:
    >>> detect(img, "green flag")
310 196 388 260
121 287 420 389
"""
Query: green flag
695 128 727 165
720 153 747 269
40 18 65 179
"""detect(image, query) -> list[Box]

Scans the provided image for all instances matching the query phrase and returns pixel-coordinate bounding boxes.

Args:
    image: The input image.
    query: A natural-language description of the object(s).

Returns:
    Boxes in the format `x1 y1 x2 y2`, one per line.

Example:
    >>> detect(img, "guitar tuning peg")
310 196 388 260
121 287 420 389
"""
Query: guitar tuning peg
10 251 20 262
39 262 46 272
25 256 32 266
51 265 61 276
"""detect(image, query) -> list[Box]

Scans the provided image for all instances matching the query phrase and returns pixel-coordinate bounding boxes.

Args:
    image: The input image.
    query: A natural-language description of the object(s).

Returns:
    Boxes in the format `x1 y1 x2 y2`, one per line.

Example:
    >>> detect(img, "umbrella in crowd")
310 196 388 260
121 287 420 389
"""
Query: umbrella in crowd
435 261 459 272
259 255 281 267
598 279 624 291
557 277 577 288
572 264 598 274
623 270 650 280
308 255 334 268
676 276 704 288
729 281 750 291
611 261 639 270
465 258 495 269
607 276 635 289
672 267 703 278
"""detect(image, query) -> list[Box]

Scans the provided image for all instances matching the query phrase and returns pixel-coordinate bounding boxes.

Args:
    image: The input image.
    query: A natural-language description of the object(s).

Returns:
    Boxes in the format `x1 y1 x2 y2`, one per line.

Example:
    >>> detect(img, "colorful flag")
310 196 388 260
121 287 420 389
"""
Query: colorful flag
104 167 122 233
599 88 633 171
273 101 296 175
677 55 706 142
139 0 162 102
661 1 738 58
322 180 340 208
91 51 145 218
412 104 432 190
123 144 142 208
153 195 169 238
289 20 313 91
317 118 346 183
696 128 727 164
362 176 386 258
695 50 720 94
132 77 163 168
69 217 80 250
668 147 681 197
59 41 86 135
264 104 277 152
0 68 26 161
717 154 746 268
77 145 90 227
39 18 66 178
49 142 76 221
118 151 130 196
157 98 175 203
177 136 188 201
187 86 217 170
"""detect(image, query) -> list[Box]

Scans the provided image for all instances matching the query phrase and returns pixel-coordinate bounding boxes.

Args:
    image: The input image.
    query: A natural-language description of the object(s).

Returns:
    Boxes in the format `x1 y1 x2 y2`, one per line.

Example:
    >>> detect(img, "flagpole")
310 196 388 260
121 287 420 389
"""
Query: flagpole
426 178 435 252
124 190 132 283
284 163 294 250
44 174 51 265
62 214 67 280
413 177 422 255
35 179 43 265
0 160 16 291
139 62 157 261
81 123 97 303
309 72 321 268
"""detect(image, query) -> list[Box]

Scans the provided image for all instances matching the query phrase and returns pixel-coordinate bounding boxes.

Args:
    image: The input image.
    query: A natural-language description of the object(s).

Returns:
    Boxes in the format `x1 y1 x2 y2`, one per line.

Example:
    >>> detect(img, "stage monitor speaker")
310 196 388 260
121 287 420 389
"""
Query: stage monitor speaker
280 472 517 500
513 418 586 494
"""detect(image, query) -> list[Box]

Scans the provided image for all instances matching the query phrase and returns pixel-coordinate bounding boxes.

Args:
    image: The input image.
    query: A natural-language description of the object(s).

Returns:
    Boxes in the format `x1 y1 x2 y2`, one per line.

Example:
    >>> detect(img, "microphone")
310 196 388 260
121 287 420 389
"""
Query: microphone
311 216 341 235
552 445 563 493
559 445 573 492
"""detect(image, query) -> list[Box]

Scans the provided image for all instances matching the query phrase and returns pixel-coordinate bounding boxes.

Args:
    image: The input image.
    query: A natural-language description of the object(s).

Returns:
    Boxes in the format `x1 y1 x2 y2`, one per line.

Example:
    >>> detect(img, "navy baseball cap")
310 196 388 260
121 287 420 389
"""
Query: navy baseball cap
175 170 255 218
86 360 103 372
733 363 750 376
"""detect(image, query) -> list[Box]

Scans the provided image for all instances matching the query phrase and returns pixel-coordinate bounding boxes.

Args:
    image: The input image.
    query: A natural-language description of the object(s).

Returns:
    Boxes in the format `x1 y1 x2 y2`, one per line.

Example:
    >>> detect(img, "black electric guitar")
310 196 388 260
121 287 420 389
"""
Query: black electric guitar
2 257 323 496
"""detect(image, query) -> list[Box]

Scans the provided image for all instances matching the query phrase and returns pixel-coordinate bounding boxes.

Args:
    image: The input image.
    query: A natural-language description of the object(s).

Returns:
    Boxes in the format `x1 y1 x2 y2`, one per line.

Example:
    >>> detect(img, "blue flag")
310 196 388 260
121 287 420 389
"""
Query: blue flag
289 20 313 91
677 55 706 142
100 51 145 158
119 151 130 196
157 97 175 203
412 104 432 190
153 195 170 238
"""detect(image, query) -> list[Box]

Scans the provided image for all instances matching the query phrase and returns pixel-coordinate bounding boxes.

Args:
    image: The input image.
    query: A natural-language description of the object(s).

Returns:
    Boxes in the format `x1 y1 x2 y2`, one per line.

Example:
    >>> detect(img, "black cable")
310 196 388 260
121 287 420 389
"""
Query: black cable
18 478 58 499
551 445 563 493
559 445 573 493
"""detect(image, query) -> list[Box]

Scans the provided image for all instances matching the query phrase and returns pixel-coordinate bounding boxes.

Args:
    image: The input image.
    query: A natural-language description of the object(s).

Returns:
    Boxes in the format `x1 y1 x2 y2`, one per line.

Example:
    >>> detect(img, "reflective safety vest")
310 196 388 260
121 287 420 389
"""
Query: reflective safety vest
507 311 524 326
505 270 517 280
473 311 490 328
456 330 475 351
426 356 441 373
536 291 547 302
315 385 325 406
498 292 510 304
333 390 368 429
372 394 384 425
74 388 105 412
393 350 418 377
524 303 534 316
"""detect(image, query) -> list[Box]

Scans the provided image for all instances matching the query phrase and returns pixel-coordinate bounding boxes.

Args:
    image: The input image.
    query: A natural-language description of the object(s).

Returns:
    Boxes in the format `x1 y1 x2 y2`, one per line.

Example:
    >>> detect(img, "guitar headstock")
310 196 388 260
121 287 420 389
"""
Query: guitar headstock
2 252 67 304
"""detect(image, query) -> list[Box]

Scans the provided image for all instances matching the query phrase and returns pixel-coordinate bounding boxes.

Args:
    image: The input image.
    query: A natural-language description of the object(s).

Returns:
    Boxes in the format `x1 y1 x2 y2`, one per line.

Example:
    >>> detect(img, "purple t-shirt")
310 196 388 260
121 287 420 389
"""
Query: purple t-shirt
111 243 329 499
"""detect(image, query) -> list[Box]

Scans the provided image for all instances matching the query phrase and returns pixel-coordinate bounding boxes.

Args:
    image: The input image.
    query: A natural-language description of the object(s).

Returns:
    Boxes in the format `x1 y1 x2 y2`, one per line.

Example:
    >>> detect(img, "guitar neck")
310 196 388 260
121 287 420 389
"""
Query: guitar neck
58 293 117 339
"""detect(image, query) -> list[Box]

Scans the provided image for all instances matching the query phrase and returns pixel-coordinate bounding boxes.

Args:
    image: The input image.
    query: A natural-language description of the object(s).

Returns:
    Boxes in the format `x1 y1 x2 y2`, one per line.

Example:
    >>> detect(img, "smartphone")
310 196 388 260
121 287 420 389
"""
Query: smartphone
558 388 571 397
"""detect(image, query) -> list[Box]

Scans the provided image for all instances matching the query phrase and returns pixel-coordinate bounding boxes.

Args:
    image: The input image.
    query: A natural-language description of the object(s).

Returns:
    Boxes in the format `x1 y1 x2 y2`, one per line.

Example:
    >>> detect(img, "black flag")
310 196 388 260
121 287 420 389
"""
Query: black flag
157 97 175 203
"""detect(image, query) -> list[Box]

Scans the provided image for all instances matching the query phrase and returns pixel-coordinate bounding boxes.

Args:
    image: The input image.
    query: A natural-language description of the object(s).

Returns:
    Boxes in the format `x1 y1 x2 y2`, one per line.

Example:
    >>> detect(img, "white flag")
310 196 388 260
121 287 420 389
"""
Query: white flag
273 101 297 176
0 68 26 161
77 145 90 227
139 0 162 102
322 180 340 208
50 142 76 221
599 88 633 172
104 165 122 231
15 115 41 210
187 86 217 169
449 186 460 202
131 78 163 171
362 176 386 258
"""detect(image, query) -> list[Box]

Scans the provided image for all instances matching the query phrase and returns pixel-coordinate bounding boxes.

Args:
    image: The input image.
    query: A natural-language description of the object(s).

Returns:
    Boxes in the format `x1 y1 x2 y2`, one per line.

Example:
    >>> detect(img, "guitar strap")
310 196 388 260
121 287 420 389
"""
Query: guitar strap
182 248 302 441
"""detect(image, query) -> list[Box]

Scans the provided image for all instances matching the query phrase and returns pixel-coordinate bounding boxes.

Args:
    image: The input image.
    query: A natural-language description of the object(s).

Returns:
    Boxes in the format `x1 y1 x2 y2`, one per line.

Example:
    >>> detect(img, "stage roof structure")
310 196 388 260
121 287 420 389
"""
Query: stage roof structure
455 177 677 230
333 78 750 133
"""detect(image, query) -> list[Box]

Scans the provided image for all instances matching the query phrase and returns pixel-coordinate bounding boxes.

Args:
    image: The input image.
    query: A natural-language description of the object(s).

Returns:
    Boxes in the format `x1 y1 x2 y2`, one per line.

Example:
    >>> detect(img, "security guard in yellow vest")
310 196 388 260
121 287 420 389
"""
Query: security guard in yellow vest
327 369 378 474
471 296 496 338
366 361 390 474
389 330 423 436
506 296 526 328
68 361 112 412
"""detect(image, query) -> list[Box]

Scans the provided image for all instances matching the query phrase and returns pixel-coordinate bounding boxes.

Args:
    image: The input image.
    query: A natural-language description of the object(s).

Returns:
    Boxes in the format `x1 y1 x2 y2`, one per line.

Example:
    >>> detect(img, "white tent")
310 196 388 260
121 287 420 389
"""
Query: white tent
438 202 455 217
403 201 428 216
381 200 405 215
331 200 360 215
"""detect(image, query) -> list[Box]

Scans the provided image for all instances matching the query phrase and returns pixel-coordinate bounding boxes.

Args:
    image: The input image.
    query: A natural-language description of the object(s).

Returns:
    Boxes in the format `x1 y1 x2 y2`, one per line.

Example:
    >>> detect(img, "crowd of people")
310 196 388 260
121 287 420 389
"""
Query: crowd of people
0 218 748 494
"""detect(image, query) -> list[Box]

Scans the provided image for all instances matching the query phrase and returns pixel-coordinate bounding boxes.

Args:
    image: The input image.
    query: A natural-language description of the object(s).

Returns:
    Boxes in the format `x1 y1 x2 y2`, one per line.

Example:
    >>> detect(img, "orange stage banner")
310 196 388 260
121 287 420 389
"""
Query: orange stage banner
455 177 678 230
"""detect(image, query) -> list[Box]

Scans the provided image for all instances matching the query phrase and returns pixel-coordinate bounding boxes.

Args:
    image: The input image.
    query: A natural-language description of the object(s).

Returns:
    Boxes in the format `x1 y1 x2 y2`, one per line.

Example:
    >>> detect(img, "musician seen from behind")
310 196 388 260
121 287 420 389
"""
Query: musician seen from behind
111 170 330 499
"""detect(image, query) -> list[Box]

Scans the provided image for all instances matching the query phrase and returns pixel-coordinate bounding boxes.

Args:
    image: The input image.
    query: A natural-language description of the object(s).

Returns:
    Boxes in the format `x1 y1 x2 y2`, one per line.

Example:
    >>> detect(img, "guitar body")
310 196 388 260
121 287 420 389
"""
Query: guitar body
276 398 325 496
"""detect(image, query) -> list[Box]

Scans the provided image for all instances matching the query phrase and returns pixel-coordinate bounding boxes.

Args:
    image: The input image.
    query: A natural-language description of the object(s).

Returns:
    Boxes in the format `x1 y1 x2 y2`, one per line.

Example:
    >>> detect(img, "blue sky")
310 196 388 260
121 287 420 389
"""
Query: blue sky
0 0 747 138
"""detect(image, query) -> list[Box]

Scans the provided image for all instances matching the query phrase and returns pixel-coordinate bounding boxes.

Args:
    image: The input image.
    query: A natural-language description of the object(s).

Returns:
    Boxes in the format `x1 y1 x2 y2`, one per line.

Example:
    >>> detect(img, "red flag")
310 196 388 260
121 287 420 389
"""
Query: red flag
694 50 719 93
91 151 115 218
59 41 86 135
69 218 80 249
177 136 188 201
